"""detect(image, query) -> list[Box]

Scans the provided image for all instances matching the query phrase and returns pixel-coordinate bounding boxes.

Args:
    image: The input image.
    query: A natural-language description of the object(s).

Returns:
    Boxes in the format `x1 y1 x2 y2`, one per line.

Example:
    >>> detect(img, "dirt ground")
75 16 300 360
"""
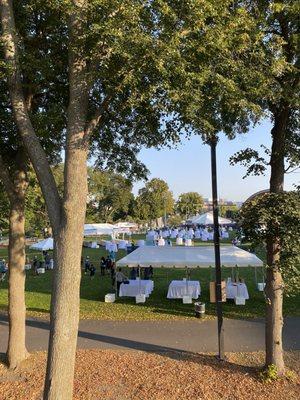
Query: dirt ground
0 350 299 400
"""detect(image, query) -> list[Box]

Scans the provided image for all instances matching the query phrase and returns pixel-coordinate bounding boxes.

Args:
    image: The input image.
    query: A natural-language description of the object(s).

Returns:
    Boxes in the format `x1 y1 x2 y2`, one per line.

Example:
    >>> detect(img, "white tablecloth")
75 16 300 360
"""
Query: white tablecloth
226 282 249 299
167 280 201 299
119 279 154 297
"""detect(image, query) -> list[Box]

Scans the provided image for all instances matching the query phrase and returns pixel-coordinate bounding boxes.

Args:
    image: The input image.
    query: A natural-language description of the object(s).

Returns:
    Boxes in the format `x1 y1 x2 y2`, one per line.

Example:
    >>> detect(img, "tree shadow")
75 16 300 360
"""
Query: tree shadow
0 314 261 379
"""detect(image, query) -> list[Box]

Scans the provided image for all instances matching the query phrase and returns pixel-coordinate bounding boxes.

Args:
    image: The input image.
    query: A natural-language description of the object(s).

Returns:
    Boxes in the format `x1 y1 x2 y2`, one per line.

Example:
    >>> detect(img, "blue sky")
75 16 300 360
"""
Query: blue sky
132 120 299 201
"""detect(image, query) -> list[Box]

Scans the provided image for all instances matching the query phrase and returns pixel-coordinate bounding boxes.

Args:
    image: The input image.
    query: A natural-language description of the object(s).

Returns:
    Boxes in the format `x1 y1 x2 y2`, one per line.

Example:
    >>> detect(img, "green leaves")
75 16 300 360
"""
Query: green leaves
240 191 300 294
134 178 174 223
176 192 204 218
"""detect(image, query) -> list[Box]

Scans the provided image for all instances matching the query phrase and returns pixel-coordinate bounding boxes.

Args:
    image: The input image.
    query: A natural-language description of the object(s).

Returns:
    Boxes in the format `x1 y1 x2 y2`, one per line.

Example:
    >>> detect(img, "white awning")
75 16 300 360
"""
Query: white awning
189 212 233 225
116 245 263 268
30 238 54 251
84 223 115 236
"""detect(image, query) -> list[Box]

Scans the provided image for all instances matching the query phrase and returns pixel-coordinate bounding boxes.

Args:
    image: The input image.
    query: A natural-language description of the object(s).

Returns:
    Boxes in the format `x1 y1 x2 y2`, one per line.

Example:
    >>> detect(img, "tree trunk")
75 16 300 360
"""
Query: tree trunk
265 106 289 375
7 184 28 369
43 151 88 400
43 3 89 396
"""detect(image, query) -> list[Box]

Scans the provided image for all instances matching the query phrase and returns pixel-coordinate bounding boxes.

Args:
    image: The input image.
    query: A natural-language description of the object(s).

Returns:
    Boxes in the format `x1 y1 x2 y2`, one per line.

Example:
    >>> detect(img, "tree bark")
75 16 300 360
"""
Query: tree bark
43 2 89 398
265 106 289 375
7 191 28 369
0 154 29 369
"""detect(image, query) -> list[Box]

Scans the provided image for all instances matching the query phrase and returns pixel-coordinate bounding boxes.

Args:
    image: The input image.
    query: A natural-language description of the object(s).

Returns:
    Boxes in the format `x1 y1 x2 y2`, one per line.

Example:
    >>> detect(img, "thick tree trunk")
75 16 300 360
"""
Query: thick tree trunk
265 107 289 375
7 182 28 369
43 3 89 397
43 179 87 399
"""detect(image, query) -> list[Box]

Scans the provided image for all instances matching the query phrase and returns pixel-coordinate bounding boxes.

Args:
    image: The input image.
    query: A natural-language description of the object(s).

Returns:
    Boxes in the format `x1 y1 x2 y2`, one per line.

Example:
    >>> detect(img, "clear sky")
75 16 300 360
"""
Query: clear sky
132 120 299 201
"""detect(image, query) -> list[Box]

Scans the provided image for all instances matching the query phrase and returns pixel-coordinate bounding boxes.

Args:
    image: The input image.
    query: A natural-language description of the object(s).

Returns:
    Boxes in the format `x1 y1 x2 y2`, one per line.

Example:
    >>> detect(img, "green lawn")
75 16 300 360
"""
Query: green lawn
0 237 299 321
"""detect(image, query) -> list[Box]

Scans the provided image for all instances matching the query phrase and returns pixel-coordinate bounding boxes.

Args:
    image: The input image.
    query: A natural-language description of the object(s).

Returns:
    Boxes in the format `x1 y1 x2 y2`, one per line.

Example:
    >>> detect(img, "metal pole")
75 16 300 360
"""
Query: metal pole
210 136 225 360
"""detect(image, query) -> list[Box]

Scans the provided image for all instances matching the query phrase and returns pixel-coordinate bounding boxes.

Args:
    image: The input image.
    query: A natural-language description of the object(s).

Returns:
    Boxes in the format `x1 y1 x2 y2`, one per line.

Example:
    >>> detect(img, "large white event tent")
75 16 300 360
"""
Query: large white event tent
30 237 54 251
190 212 233 225
116 245 263 268
84 223 115 236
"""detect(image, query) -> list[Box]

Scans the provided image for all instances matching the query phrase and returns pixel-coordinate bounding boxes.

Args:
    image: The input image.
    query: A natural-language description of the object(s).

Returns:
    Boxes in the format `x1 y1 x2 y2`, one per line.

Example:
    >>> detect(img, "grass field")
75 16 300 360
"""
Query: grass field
0 235 299 321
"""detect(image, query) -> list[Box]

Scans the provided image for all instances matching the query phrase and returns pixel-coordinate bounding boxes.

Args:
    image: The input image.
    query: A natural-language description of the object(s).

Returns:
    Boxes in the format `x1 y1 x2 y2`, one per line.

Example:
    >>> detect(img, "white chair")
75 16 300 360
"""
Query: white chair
176 237 183 245
158 238 165 246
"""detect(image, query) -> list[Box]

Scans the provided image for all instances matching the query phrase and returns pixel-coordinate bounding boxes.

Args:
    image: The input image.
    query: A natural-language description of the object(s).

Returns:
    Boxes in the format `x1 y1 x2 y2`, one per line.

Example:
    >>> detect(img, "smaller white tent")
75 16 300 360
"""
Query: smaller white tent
116 245 263 268
190 212 233 225
114 222 138 229
84 223 115 236
30 237 54 251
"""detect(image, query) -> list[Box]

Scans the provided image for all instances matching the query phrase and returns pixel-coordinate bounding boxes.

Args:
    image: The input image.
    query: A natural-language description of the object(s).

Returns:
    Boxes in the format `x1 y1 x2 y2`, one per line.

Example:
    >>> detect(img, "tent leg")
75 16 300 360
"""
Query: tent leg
139 265 141 295
254 266 258 286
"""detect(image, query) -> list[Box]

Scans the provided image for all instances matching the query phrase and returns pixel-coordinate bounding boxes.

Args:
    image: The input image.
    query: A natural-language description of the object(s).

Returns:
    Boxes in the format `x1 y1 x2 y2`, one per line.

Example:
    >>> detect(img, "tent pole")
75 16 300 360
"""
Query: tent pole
254 266 257 285
210 136 224 360
139 265 141 295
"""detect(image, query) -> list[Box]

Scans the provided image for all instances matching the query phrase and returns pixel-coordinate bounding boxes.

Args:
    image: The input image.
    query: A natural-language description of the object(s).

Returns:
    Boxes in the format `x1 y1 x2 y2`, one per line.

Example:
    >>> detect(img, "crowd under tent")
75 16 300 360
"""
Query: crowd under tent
189 212 234 226
30 237 54 251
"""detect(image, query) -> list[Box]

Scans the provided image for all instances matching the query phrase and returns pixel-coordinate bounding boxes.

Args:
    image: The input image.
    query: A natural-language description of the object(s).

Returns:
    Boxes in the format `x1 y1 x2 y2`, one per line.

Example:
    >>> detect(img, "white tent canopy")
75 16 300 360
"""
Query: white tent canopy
114 222 137 229
190 212 233 225
84 223 115 236
30 237 54 251
116 245 263 268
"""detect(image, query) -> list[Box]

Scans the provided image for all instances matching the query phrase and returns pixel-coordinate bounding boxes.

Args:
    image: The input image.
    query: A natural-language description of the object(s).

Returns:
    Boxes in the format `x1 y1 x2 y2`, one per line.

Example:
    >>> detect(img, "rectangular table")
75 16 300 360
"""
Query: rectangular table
226 282 249 300
167 280 201 299
119 279 154 297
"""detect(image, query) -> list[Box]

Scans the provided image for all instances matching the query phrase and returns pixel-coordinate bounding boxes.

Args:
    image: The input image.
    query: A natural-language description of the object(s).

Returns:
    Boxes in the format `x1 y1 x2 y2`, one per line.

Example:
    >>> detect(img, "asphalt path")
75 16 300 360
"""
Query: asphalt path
0 315 299 355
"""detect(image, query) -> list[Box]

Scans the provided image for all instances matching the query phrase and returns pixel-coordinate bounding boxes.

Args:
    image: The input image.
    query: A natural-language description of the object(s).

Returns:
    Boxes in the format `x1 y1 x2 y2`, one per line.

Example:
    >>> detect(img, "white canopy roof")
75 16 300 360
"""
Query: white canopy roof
190 212 233 225
84 223 115 236
114 222 137 229
116 245 263 268
30 237 54 251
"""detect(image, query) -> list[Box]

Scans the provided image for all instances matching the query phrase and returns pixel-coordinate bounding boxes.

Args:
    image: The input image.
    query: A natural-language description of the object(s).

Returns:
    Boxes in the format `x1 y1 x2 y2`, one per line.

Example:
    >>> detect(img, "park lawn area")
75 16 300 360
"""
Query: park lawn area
0 240 299 321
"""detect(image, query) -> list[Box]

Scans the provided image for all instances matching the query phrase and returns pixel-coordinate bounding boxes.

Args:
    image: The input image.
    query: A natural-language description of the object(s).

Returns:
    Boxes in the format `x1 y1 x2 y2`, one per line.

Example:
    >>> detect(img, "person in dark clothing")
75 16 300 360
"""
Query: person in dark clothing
129 267 137 280
106 256 112 272
143 267 149 280
89 264 96 279
149 265 153 279
32 256 38 275
100 256 106 276
84 256 91 274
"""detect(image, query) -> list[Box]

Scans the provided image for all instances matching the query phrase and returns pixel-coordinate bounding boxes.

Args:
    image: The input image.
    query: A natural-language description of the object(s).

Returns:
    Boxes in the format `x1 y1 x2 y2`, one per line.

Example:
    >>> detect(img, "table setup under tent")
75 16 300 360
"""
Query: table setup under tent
114 245 264 305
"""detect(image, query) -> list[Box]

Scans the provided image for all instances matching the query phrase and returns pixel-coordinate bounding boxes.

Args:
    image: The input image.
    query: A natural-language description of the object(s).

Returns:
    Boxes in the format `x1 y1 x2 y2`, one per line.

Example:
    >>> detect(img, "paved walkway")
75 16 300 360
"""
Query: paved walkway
0 315 299 354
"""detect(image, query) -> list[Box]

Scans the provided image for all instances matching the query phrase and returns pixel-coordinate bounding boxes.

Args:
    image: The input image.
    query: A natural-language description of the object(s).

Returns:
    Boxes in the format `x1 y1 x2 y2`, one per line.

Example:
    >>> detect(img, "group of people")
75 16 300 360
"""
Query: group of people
83 255 116 280
31 251 53 275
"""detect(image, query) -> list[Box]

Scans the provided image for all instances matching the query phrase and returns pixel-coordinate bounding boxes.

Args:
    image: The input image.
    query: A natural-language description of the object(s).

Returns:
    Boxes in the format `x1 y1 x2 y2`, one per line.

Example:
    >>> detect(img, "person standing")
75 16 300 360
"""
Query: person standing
84 256 91 274
100 256 106 276
116 268 128 294
89 264 96 279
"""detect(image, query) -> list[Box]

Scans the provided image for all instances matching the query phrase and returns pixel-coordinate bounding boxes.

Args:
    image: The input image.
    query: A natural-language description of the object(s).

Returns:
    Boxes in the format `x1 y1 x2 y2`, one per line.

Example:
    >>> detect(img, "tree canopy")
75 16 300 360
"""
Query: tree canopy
176 192 204 218
135 178 174 225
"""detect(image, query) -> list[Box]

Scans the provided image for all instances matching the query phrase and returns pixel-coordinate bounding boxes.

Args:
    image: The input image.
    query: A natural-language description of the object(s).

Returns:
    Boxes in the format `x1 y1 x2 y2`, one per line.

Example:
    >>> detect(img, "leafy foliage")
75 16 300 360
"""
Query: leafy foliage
240 191 300 294
176 192 204 218
86 168 134 223
135 178 174 224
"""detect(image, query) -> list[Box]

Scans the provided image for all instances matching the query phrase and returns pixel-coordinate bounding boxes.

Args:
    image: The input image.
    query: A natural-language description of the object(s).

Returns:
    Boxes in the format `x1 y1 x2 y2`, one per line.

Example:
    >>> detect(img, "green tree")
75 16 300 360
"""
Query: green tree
1 1 182 397
135 178 174 226
87 169 134 222
157 0 299 373
176 192 204 219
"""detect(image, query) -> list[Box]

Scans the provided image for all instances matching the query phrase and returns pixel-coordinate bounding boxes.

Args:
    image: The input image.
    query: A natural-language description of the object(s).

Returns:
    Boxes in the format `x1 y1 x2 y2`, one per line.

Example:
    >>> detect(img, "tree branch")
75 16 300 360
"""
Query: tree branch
1 0 62 234
83 95 111 141
0 155 15 201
